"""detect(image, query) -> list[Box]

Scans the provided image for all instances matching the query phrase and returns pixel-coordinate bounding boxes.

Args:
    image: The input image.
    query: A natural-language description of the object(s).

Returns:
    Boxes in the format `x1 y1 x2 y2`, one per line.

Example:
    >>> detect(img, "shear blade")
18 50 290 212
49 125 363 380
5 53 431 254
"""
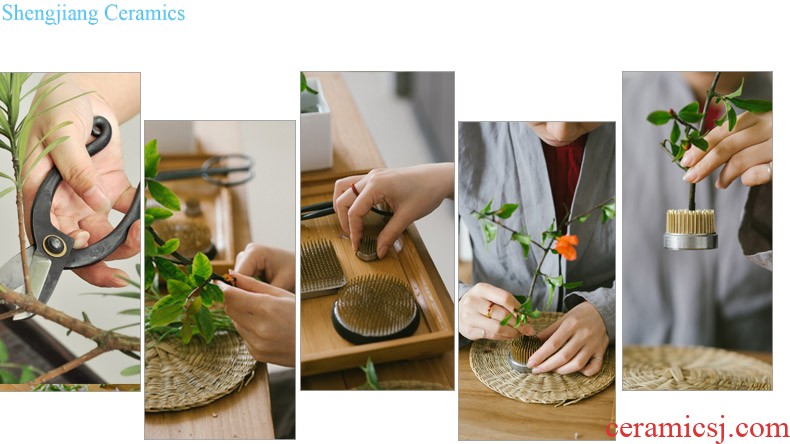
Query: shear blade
0 247 52 320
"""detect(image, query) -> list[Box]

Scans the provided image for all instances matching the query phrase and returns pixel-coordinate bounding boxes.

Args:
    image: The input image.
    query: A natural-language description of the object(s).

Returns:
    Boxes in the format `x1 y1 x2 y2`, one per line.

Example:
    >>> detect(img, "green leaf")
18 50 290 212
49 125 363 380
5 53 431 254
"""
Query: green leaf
154 257 187 282
121 365 140 376
144 139 161 178
118 308 140 316
300 72 318 95
689 136 709 151
144 257 155 290
0 186 14 199
157 238 180 256
0 369 17 384
196 306 216 344
563 281 583 290
19 366 37 383
0 340 8 362
601 201 616 223
726 102 737 131
670 121 680 144
146 207 173 222
499 312 512 326
201 283 224 304
670 142 682 161
723 78 744 99
513 294 527 305
481 219 497 245
494 203 519 220
730 98 772 113
511 232 531 258
144 230 158 256
166 279 193 299
181 313 194 343
678 102 703 123
646 110 671 125
146 180 180 211
192 252 212 281
360 357 380 390
714 100 729 128
148 294 185 327
481 198 494 216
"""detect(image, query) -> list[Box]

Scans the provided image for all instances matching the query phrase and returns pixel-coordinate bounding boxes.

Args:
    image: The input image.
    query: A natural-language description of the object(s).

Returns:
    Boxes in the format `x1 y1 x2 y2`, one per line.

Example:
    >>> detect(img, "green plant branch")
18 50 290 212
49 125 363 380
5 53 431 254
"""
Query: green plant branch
471 211 548 252
688 72 721 211
565 196 616 227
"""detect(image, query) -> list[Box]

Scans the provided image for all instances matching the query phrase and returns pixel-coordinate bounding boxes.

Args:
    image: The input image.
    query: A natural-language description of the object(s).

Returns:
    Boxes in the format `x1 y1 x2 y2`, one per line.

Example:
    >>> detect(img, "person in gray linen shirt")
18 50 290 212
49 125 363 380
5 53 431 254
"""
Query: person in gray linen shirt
458 122 615 377
622 72 772 351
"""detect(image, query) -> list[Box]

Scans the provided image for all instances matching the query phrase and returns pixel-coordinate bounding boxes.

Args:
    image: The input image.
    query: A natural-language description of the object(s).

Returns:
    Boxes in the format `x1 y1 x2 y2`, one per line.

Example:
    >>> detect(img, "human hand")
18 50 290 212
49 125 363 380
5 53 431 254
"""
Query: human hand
459 282 535 341
333 163 453 258
527 302 608 376
22 74 139 287
234 243 295 292
220 272 295 367
681 111 772 188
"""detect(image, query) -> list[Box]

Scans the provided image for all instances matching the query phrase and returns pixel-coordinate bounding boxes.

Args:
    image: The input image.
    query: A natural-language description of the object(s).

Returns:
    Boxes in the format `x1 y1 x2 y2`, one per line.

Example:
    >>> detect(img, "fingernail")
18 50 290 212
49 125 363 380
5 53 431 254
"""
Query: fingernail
680 152 693 167
682 169 696 183
83 185 111 214
377 247 388 259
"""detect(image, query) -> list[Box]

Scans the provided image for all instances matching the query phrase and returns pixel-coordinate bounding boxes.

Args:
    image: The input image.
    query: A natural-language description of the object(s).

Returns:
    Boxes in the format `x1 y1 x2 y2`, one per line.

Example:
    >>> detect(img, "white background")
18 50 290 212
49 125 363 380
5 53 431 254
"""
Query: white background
2 0 786 443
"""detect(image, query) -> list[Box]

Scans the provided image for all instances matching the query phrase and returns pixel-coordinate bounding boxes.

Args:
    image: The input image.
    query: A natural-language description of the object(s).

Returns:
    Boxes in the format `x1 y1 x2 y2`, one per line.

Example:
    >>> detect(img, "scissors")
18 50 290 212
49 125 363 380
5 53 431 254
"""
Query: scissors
0 116 141 320
301 201 394 221
154 154 254 187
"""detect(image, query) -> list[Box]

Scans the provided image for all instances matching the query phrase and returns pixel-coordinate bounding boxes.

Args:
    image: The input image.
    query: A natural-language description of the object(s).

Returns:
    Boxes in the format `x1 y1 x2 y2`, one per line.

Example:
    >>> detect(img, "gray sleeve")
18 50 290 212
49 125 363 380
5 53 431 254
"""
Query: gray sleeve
739 183 772 271
564 284 615 345
458 282 474 348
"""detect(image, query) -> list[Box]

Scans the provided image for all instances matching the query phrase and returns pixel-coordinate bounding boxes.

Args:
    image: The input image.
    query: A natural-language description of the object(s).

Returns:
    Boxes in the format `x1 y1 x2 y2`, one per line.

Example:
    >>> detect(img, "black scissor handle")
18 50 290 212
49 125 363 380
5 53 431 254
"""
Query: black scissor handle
29 115 141 269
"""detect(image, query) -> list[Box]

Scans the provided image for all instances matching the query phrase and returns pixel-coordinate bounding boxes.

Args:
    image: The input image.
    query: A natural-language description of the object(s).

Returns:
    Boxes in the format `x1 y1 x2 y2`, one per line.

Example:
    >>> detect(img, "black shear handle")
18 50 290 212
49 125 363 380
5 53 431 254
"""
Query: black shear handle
29 116 142 269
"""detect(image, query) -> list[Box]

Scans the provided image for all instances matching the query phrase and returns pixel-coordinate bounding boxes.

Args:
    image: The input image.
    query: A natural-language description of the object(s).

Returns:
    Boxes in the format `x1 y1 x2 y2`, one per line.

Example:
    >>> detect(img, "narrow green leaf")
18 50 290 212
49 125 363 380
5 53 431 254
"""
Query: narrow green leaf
722 78 745 99
670 121 680 144
481 198 494 216
146 207 173 222
118 308 140 316
145 257 156 290
144 139 160 178
715 100 730 128
192 252 212 281
563 281 583 290
0 186 14 199
646 110 671 125
146 180 181 211
181 313 194 343
511 232 531 258
300 72 318 95
157 238 180 256
0 369 17 384
513 294 527 305
727 102 737 131
196 306 216 344
495 203 519 220
670 142 682 161
0 340 8 362
500 313 512 326
730 98 772 113
121 365 140 376
21 120 72 169
19 366 37 383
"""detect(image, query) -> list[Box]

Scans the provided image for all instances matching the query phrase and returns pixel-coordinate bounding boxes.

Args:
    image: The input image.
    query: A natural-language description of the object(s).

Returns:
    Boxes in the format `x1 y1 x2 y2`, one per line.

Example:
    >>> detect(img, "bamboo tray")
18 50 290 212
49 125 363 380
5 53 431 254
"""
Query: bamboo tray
300 173 454 376
152 155 235 276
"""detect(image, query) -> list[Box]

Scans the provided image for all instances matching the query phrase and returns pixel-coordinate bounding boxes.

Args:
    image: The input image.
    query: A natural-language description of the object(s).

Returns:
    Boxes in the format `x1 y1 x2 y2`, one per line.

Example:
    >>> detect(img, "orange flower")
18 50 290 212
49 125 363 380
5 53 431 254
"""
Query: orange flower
554 234 579 261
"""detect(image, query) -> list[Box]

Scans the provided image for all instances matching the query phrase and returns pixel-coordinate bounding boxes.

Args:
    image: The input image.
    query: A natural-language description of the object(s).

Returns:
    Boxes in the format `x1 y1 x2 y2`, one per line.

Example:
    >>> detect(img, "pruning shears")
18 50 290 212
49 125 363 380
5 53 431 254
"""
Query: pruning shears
0 116 141 320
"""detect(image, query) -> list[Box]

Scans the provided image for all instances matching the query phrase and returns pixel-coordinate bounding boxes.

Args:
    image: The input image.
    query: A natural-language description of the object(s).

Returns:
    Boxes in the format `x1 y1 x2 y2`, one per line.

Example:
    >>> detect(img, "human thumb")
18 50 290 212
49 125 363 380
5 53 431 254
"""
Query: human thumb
49 128 111 214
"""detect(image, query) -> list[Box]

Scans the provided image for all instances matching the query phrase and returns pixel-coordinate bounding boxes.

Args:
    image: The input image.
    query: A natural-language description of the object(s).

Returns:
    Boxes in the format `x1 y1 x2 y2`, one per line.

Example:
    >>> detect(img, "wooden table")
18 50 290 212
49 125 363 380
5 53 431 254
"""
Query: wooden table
301 72 454 390
145 141 275 439
458 345 615 441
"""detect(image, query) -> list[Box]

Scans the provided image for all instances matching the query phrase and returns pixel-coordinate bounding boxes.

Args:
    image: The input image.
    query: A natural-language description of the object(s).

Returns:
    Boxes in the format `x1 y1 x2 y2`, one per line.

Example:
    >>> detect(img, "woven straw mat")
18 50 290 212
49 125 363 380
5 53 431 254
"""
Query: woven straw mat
470 312 614 406
145 331 257 412
623 345 772 391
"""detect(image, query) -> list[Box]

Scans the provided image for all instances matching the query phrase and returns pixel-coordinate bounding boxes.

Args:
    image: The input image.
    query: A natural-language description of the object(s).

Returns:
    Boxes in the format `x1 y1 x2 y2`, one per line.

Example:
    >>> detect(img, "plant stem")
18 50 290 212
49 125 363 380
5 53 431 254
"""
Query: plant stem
689 72 721 211
526 248 550 309
565 196 616 228
473 212 548 252
11 158 32 297
30 346 109 384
